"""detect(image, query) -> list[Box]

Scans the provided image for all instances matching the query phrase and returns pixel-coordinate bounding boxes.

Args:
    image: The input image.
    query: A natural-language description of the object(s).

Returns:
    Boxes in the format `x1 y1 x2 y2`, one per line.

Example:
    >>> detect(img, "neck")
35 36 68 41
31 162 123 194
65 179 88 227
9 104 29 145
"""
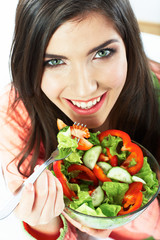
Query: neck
92 119 110 133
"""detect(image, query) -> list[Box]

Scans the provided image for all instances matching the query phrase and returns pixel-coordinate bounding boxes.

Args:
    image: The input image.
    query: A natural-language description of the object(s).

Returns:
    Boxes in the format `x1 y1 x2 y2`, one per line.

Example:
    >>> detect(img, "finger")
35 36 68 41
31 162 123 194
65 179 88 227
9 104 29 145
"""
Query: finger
62 211 83 229
15 183 35 221
31 169 49 221
63 211 112 238
40 171 65 222
81 226 112 238
53 175 65 216
8 179 24 194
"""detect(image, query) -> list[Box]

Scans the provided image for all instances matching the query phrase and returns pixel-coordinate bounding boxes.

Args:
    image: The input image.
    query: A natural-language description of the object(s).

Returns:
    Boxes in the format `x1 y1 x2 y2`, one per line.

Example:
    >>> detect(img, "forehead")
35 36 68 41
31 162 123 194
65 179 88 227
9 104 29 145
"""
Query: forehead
46 12 122 54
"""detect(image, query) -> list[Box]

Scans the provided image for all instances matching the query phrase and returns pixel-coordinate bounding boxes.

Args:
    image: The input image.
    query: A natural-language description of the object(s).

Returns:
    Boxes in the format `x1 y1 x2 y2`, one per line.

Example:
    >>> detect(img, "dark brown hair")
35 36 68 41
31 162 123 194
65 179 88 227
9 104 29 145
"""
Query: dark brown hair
10 0 160 176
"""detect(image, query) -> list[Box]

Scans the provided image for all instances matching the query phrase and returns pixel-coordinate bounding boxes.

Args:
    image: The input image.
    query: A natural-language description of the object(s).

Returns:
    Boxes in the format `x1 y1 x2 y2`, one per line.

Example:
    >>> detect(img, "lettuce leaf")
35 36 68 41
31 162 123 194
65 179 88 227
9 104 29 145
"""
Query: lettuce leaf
101 135 129 161
102 182 129 205
76 203 98 216
98 203 121 217
69 191 93 209
88 132 101 145
135 157 159 201
56 128 83 163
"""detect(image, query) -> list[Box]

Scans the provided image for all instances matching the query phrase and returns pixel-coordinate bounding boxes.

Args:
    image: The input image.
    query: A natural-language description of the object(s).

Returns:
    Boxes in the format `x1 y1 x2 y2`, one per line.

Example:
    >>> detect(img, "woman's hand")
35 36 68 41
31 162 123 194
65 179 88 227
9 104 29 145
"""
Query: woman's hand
63 211 112 239
14 168 65 228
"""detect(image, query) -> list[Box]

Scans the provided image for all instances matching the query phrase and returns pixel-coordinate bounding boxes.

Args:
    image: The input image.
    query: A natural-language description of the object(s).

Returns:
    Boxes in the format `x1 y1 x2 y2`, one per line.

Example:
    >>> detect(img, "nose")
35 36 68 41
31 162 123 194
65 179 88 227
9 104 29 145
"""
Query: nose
70 63 98 98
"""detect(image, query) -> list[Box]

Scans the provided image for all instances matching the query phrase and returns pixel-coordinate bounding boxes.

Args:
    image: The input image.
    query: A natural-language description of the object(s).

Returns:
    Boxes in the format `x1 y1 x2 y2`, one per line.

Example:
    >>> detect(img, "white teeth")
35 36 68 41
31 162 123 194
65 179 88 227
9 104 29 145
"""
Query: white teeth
76 102 81 108
97 97 100 102
93 99 97 105
87 101 93 108
71 96 101 109
81 102 87 109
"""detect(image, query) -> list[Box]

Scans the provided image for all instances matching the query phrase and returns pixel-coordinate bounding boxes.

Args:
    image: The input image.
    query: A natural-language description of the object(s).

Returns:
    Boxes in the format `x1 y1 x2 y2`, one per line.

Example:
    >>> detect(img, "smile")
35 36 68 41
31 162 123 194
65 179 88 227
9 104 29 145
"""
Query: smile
65 93 107 116
71 96 101 109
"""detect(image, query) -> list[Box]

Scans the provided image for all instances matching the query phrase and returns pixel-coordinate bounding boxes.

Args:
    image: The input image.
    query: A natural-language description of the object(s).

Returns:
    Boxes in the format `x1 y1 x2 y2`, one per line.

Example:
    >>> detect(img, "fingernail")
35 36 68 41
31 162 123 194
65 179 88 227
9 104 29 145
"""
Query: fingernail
25 183 34 192
81 226 88 232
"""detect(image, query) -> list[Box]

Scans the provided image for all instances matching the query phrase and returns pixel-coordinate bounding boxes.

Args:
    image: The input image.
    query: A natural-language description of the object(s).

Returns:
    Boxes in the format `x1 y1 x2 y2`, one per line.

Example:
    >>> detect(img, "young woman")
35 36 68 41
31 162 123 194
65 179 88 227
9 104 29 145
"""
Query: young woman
0 0 160 239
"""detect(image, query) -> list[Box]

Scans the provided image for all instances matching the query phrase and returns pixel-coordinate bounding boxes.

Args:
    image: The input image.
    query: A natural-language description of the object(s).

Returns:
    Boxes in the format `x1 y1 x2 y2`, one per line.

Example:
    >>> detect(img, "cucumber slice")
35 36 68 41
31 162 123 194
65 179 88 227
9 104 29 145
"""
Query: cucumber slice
107 167 132 183
97 162 112 175
83 146 102 169
91 186 104 207
132 176 146 184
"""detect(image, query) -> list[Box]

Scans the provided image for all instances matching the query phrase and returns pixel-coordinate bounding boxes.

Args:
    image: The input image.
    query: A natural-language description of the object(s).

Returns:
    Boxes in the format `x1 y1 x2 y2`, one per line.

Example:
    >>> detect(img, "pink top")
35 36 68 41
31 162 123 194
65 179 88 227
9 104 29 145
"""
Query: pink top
0 86 160 240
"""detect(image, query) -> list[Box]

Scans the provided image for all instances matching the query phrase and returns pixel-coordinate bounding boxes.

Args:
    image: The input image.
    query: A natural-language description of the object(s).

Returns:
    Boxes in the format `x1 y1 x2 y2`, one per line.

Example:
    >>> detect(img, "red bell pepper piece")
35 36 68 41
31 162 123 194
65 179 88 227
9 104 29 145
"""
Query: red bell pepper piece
53 160 77 200
106 148 118 167
93 164 112 182
97 153 109 162
121 142 144 175
99 129 131 148
98 130 144 175
88 188 96 196
118 182 143 215
68 164 98 186
72 172 92 182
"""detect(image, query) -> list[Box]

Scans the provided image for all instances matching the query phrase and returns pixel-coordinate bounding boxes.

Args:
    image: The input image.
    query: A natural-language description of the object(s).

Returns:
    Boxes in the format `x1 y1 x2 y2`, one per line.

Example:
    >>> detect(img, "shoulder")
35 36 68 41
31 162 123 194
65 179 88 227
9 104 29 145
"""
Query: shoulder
0 85 31 155
0 85 30 127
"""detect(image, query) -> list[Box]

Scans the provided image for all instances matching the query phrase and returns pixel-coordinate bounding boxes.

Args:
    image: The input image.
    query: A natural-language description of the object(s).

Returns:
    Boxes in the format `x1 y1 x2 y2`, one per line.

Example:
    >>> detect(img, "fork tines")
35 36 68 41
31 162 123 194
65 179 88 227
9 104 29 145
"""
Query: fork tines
74 122 86 128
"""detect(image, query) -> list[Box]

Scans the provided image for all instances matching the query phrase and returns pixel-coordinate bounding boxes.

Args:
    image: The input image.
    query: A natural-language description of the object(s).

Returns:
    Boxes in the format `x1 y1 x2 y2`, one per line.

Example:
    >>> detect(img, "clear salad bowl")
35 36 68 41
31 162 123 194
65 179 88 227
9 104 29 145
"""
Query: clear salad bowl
64 142 160 229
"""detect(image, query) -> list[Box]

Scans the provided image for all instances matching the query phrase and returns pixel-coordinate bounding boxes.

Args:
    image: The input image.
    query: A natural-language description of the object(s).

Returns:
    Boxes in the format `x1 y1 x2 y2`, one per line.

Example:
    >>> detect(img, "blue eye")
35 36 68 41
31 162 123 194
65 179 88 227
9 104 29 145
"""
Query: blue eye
44 59 64 67
95 48 114 59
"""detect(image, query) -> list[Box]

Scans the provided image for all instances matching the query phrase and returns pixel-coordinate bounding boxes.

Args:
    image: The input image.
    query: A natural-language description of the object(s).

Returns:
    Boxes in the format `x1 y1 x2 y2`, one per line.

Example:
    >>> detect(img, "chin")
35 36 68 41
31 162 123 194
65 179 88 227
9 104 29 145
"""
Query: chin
76 117 107 131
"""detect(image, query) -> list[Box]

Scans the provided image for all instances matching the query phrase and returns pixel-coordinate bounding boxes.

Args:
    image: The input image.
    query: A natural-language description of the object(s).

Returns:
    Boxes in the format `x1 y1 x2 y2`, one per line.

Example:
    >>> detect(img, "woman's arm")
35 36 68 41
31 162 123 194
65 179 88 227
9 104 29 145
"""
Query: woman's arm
0 89 69 239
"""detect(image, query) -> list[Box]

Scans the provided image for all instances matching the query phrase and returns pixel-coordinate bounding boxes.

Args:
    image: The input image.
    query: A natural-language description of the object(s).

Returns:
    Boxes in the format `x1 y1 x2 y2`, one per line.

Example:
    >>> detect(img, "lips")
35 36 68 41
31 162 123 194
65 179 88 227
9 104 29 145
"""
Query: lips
65 93 107 115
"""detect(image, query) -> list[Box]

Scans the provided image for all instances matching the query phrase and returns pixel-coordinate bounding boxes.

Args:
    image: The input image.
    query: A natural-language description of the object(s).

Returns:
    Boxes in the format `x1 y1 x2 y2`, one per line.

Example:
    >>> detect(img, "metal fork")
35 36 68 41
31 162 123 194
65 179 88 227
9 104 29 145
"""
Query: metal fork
0 122 83 220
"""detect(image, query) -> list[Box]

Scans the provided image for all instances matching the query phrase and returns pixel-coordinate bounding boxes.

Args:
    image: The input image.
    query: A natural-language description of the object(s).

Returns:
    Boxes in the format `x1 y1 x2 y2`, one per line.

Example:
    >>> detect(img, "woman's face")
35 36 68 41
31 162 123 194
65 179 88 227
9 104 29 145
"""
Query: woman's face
41 12 127 129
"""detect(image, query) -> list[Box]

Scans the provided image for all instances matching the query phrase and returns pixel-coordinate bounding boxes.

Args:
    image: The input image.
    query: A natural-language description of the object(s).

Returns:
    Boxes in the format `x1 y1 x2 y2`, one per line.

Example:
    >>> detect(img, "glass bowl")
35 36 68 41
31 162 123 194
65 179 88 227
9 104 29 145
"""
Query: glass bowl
64 142 160 229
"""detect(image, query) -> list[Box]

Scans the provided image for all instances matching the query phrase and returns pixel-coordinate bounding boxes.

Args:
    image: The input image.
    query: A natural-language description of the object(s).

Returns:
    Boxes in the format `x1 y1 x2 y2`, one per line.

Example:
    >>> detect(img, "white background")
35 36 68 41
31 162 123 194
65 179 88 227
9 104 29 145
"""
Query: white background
129 0 160 23
0 1 160 239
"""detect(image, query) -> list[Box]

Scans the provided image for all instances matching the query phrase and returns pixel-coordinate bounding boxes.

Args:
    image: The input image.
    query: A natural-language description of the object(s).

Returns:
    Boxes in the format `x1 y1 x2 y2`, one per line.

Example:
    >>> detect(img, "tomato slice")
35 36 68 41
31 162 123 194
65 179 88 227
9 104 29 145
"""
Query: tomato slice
70 124 90 138
77 138 93 150
70 124 93 150
57 119 93 150
57 119 67 130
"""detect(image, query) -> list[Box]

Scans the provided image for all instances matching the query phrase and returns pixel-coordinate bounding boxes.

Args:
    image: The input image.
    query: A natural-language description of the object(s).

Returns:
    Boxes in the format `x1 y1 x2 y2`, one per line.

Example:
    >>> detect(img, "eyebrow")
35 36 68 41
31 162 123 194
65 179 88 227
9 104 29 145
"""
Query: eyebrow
44 39 119 59
44 53 68 60
87 39 119 55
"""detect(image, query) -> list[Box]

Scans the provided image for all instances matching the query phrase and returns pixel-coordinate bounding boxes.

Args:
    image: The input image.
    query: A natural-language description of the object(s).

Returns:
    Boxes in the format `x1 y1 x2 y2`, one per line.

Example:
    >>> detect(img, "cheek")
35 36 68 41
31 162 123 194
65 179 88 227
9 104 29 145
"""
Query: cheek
106 59 127 89
94 55 127 89
41 71 63 100
113 65 127 88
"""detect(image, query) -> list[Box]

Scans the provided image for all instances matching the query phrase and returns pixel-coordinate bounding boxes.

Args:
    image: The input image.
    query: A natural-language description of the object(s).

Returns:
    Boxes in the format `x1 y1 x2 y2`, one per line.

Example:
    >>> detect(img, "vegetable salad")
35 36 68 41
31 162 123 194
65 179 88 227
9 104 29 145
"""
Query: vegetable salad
51 120 159 217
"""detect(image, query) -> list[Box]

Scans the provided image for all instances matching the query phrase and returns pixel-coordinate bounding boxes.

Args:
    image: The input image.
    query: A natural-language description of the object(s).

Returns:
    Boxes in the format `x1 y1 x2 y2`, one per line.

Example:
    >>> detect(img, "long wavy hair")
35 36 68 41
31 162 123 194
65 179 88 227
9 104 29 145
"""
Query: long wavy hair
10 0 160 176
